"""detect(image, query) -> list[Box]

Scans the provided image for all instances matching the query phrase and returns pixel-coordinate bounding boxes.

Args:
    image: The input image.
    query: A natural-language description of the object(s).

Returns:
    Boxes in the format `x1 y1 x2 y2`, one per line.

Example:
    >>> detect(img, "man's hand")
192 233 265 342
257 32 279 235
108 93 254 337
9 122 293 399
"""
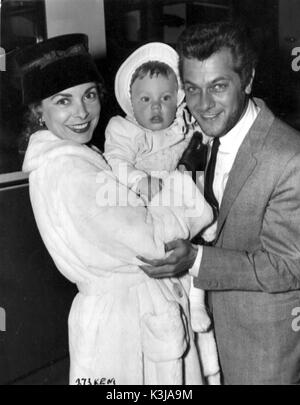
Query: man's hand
137 239 198 278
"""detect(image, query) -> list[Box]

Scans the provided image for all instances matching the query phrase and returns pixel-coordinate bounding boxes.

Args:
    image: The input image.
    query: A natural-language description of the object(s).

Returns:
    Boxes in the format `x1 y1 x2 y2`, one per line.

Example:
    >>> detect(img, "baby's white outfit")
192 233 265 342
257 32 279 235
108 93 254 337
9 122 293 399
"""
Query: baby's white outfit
104 42 220 383
104 103 193 197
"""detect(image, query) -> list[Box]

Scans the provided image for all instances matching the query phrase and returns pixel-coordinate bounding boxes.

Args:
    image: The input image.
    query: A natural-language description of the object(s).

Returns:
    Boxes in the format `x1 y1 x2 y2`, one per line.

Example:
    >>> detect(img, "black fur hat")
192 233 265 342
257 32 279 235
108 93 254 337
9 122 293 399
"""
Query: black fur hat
15 34 103 105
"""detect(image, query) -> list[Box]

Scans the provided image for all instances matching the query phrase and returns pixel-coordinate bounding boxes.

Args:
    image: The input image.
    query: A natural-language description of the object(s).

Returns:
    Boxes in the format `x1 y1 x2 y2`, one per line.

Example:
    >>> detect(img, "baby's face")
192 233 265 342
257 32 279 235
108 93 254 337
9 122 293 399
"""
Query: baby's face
131 72 178 131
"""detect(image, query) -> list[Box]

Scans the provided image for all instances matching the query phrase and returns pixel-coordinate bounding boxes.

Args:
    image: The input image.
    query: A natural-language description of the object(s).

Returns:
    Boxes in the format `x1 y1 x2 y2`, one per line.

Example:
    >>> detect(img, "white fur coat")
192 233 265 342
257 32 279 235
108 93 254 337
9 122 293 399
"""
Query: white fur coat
23 130 213 385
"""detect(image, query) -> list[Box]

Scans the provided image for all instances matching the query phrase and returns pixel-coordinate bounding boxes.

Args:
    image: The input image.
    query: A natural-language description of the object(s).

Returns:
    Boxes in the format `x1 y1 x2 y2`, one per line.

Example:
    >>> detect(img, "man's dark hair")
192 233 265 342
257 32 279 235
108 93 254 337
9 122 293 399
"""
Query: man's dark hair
177 22 257 89
130 61 176 89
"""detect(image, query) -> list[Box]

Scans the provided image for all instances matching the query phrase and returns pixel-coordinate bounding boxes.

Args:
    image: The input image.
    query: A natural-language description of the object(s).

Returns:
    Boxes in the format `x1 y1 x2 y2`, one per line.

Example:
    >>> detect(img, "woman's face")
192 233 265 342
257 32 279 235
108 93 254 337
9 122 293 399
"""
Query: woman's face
39 82 101 144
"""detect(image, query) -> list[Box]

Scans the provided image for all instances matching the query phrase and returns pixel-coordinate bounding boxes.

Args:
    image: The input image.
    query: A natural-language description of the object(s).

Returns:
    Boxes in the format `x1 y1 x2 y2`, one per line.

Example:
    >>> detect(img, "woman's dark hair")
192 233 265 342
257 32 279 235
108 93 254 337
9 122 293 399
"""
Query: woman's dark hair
177 22 257 89
130 61 177 90
21 102 43 143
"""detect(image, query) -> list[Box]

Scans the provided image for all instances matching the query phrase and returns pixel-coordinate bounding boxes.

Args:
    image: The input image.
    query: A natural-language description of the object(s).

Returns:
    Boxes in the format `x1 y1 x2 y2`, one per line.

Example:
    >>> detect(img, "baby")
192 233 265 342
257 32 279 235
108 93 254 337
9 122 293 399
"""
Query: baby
104 43 218 381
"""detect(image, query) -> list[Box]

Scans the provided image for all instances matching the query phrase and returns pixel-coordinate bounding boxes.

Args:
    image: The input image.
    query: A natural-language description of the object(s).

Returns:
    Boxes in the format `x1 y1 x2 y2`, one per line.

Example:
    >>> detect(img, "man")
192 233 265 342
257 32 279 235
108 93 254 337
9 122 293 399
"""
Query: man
138 22 300 384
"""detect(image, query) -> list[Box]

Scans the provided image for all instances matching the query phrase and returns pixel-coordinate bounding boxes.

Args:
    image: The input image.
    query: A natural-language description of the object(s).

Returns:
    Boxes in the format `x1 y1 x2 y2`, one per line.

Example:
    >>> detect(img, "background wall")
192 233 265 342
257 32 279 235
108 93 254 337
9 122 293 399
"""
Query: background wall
0 180 77 384
45 0 106 57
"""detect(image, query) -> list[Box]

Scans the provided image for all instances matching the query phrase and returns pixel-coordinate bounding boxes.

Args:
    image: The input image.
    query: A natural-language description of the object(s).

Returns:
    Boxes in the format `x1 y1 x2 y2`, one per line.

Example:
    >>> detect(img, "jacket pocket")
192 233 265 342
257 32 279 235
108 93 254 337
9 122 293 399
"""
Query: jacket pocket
140 301 188 362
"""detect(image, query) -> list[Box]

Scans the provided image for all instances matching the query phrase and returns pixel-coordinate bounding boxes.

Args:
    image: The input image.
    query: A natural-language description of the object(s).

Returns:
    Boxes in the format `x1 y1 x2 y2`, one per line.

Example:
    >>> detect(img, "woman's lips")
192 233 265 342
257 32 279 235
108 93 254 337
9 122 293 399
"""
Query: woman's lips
67 122 91 133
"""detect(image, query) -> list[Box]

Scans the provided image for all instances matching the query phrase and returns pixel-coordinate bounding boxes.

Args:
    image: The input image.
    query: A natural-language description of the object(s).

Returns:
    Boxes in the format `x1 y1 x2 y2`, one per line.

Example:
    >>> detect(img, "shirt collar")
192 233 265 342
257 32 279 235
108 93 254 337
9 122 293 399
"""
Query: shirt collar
218 98 260 154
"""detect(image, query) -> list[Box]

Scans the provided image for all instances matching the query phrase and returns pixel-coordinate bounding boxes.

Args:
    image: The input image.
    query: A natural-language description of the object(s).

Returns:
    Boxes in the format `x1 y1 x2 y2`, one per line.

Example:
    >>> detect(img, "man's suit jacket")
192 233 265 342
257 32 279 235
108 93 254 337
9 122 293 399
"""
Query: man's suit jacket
194 98 300 384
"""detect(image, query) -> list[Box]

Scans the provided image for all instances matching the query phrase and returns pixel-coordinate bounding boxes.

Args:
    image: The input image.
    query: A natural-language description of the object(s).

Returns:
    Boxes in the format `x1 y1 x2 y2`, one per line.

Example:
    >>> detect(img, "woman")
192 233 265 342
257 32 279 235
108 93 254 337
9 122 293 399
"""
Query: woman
18 34 214 385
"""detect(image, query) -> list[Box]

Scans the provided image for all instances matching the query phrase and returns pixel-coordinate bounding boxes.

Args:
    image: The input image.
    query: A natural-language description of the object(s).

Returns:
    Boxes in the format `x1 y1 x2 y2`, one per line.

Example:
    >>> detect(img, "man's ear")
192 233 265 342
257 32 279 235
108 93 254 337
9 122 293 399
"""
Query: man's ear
245 68 255 95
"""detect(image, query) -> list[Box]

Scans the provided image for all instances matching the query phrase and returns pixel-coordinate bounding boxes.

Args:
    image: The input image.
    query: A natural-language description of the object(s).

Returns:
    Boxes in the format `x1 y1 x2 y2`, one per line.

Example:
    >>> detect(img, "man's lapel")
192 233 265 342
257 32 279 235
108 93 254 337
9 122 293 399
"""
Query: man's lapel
216 98 275 238
216 137 257 236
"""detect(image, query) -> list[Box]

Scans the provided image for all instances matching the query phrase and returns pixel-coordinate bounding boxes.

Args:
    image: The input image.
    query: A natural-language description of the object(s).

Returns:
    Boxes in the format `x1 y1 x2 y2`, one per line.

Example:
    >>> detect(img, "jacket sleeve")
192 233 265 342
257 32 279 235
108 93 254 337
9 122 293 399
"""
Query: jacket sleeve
104 116 148 188
194 152 300 293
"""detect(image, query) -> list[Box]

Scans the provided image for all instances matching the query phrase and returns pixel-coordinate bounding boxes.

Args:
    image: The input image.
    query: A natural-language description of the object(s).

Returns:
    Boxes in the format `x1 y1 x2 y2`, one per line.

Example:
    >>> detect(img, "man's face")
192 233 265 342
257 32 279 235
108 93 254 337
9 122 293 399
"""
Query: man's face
182 48 253 138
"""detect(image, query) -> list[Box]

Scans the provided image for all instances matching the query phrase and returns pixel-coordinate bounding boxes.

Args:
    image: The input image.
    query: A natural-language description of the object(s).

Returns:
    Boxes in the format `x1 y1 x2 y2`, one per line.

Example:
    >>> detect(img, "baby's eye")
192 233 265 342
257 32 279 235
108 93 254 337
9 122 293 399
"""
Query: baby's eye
162 95 172 101
141 96 150 102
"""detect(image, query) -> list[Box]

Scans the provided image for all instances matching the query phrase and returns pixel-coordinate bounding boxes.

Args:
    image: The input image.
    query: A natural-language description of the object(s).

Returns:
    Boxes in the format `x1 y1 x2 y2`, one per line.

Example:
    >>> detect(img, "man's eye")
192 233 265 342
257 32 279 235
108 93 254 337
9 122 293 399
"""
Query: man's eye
141 96 150 102
213 83 228 93
185 85 197 94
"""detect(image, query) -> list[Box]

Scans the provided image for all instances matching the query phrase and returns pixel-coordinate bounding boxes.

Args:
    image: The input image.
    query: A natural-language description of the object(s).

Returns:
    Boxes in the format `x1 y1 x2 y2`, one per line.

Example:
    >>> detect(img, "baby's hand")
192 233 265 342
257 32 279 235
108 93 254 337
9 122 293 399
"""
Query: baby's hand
137 176 163 201
191 304 212 333
177 164 186 174
177 164 193 178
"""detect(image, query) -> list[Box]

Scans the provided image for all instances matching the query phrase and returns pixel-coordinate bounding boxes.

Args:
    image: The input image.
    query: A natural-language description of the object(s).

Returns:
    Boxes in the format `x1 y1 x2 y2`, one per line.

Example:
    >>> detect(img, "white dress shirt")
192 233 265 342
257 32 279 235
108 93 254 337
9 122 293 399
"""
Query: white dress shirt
190 99 260 277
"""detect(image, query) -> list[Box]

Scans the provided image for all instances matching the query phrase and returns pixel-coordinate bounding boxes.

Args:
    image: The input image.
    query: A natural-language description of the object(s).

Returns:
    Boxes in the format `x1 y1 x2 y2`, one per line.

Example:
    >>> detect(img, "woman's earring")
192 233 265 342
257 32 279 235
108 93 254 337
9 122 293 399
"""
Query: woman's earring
38 116 45 127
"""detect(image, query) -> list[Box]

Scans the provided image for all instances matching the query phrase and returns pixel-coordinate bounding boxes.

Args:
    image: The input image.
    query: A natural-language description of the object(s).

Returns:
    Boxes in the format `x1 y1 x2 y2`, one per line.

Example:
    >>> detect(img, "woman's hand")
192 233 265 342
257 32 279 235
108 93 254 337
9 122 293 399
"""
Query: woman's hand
137 239 198 278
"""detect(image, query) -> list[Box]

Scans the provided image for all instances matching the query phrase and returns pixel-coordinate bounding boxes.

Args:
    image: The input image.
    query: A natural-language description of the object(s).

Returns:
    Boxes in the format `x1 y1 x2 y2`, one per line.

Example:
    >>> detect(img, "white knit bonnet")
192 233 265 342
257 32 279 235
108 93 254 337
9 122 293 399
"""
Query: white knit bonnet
115 42 185 117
